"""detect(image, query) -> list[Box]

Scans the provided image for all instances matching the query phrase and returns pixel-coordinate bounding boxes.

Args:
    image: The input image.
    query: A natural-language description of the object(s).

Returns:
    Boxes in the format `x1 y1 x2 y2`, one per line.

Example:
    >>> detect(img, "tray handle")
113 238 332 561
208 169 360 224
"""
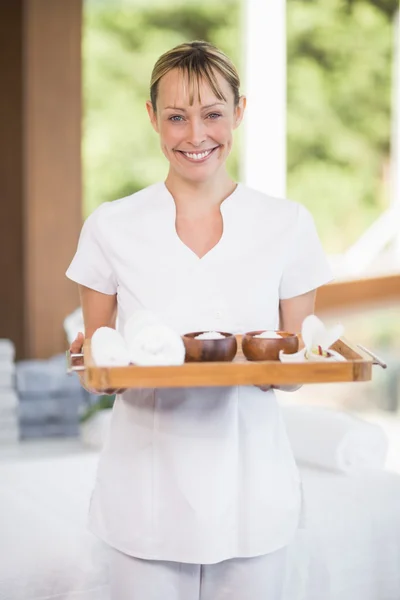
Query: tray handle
356 344 387 369
66 349 85 374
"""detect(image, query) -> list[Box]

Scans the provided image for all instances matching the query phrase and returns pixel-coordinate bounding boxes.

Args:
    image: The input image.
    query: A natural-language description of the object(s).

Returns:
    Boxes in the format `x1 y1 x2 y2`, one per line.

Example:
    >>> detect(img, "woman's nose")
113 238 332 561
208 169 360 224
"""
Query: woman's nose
187 119 206 146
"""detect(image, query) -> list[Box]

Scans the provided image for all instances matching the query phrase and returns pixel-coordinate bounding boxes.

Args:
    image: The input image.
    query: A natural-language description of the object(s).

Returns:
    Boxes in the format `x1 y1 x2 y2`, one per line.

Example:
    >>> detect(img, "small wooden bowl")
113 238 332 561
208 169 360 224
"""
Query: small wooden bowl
182 331 237 362
242 330 299 361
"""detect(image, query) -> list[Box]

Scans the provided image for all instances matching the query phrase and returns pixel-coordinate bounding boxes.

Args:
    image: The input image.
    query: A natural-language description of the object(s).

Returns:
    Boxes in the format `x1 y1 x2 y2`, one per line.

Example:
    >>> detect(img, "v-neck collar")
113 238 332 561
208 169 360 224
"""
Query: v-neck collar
162 182 242 262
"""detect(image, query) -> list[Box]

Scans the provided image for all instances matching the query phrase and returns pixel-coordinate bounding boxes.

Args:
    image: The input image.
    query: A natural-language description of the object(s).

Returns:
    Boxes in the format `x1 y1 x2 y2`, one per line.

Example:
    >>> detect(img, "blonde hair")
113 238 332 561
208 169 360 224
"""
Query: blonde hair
150 41 240 111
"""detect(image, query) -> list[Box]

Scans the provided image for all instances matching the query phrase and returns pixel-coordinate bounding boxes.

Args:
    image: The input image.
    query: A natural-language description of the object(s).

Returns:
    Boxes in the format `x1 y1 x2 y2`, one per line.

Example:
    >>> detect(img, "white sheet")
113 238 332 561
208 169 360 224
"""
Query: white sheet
0 446 400 600
0 451 109 600
300 467 400 599
281 405 388 473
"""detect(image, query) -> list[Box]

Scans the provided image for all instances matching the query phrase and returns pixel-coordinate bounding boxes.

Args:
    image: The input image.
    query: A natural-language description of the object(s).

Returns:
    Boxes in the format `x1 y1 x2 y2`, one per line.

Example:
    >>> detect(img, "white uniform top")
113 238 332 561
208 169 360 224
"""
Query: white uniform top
66 182 332 564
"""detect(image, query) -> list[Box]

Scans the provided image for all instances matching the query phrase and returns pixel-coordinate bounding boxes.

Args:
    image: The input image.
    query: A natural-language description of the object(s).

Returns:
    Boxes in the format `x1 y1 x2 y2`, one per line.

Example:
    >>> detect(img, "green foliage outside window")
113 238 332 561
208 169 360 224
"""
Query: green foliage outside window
83 0 396 253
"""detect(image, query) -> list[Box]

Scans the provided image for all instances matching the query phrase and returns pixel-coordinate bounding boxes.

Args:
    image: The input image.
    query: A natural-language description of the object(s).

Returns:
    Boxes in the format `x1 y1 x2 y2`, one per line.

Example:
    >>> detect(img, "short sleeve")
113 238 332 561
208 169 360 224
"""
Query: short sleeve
279 204 333 299
66 205 117 295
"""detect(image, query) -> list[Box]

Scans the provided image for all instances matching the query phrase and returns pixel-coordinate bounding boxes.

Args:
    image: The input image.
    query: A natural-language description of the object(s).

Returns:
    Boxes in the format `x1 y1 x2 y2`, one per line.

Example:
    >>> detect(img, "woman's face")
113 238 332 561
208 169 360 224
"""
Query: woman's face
146 68 246 184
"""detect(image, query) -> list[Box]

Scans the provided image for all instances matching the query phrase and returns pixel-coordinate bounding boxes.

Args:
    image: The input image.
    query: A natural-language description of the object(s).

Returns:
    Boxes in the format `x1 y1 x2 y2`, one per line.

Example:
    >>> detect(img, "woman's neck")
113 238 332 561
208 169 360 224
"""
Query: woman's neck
165 170 237 216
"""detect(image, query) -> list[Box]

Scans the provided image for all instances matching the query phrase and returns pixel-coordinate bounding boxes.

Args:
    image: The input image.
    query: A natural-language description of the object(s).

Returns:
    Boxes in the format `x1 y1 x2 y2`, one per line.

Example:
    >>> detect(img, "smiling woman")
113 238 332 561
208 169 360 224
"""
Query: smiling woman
66 40 333 600
146 41 245 191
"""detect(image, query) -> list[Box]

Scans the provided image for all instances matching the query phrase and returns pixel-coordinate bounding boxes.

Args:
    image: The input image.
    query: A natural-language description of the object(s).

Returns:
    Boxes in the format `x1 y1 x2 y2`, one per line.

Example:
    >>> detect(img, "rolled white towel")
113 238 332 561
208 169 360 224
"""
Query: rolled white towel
91 327 130 367
124 310 162 345
128 324 185 366
281 404 388 473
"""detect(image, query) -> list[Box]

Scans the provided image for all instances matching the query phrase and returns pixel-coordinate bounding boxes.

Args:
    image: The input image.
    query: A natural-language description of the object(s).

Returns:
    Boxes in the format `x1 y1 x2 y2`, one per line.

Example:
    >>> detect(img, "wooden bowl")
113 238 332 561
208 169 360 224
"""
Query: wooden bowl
242 330 299 361
182 331 237 362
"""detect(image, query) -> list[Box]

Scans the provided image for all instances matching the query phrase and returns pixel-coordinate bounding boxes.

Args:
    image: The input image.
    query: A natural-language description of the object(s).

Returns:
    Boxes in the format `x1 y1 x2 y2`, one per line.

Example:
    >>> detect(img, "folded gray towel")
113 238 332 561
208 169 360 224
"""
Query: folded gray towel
18 388 86 403
18 393 82 426
16 354 84 395
20 422 78 439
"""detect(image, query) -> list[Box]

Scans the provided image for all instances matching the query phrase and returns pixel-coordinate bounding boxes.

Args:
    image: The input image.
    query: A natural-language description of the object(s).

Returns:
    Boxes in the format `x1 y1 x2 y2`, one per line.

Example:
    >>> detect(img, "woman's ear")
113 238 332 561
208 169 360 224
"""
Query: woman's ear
233 95 246 129
146 100 159 133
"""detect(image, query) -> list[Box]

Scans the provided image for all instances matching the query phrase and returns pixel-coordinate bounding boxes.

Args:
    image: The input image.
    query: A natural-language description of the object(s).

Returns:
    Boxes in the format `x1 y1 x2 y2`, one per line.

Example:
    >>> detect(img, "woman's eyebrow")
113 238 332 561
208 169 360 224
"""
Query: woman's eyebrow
163 106 185 111
163 102 225 111
201 102 225 110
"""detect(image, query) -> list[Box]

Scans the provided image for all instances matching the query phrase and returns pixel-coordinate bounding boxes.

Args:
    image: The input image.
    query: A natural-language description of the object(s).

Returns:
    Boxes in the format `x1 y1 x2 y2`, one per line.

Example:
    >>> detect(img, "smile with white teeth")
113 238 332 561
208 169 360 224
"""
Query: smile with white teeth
179 148 217 161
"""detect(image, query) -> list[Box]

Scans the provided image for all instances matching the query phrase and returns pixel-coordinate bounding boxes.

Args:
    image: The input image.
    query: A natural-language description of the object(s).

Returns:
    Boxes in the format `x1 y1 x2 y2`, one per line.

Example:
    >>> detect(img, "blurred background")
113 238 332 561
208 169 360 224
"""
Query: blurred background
83 0 394 249
0 0 398 456
1 2 400 599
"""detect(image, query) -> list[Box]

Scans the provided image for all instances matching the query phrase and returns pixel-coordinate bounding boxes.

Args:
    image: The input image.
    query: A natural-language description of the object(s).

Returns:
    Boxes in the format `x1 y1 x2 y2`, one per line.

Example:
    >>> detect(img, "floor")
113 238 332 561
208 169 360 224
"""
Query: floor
1 407 400 600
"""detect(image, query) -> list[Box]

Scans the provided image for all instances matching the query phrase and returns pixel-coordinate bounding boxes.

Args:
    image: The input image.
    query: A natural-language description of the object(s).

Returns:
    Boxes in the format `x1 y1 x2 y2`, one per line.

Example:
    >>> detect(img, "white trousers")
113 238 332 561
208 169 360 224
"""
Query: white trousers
109 547 288 600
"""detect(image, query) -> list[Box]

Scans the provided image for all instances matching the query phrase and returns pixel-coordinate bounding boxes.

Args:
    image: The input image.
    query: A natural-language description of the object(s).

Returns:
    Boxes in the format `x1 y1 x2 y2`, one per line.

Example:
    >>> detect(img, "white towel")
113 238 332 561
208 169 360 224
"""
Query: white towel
0 424 19 444
0 363 15 390
127 324 185 366
91 327 130 367
281 404 388 473
0 391 18 411
0 416 19 433
0 339 15 362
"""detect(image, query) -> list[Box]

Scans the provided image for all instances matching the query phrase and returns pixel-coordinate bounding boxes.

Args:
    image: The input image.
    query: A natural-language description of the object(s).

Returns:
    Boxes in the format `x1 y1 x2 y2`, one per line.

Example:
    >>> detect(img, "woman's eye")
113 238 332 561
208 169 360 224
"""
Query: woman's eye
207 113 222 120
169 115 184 122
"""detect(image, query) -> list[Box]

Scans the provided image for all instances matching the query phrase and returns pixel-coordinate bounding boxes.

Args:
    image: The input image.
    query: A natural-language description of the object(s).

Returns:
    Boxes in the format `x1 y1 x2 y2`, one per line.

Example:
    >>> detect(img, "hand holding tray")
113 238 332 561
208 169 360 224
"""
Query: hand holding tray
68 336 380 391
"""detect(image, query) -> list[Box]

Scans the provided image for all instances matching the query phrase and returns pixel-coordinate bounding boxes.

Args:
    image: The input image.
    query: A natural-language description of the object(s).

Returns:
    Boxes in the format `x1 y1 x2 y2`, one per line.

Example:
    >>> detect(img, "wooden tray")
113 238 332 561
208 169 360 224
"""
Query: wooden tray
82 336 374 391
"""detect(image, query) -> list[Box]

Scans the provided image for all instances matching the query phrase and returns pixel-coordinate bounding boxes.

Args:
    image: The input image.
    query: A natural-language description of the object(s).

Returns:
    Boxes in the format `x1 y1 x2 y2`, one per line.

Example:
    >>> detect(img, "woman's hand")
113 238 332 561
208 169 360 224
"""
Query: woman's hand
70 332 126 396
256 384 302 392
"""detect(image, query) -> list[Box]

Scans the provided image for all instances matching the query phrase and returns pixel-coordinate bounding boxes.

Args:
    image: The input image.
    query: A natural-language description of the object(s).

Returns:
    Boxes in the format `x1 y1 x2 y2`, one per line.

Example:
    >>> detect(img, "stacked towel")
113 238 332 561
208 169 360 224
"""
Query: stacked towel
281 404 388 474
16 354 88 439
0 340 19 444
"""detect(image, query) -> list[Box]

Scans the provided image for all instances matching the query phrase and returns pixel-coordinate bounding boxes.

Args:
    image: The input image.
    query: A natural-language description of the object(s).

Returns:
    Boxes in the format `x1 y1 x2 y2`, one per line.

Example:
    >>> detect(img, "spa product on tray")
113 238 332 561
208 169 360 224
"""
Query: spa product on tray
182 331 237 362
128 324 185 366
254 331 282 339
123 310 185 366
241 331 298 361
90 310 185 367
279 315 345 363
194 331 226 340
91 327 130 367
